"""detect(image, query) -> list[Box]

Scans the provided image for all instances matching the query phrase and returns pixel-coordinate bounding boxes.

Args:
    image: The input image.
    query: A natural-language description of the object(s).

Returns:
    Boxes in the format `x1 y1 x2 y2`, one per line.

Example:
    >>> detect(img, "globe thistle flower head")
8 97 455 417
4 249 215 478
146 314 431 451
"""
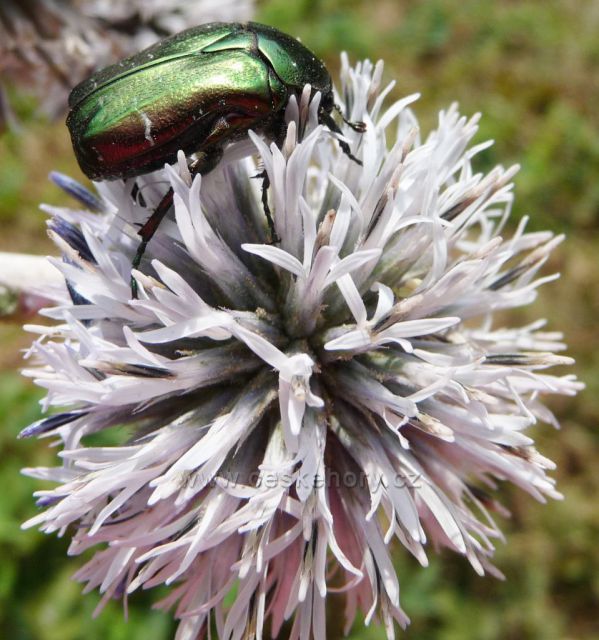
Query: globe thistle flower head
21 55 581 639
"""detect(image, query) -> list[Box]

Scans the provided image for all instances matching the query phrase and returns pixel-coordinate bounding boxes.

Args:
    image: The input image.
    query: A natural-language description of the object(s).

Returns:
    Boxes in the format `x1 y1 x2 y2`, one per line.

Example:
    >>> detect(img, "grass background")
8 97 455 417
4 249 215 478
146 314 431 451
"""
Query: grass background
1 1 598 638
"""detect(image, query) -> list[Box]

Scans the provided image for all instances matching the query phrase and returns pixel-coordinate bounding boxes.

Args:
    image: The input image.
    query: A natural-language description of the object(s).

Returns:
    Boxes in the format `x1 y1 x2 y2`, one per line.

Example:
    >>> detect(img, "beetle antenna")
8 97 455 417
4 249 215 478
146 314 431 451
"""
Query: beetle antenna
334 104 367 132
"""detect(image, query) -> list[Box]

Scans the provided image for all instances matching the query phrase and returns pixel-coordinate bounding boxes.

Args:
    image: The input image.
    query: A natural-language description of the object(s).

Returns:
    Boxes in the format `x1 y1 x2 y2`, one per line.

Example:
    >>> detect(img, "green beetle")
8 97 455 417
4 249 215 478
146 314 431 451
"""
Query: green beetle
66 21 364 294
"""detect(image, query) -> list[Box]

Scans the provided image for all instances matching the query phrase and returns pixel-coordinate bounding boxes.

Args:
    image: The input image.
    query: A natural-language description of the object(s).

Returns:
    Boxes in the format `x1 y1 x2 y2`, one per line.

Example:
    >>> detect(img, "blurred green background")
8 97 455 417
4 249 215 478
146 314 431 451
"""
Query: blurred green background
1 1 597 638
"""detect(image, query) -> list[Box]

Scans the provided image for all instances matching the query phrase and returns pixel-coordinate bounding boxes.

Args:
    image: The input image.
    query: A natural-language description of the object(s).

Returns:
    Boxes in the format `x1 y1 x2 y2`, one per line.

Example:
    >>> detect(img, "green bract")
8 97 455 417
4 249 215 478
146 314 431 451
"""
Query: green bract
66 21 335 181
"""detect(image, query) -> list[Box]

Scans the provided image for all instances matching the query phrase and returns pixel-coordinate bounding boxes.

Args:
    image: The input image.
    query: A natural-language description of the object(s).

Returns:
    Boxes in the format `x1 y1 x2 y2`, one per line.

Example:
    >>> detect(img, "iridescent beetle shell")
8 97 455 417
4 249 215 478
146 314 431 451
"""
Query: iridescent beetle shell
66 22 334 181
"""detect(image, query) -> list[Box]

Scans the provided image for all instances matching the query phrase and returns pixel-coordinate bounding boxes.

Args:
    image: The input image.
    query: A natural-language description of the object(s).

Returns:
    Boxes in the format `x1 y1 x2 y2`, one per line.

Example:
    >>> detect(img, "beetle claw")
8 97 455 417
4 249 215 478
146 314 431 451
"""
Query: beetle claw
346 120 367 133
334 103 367 133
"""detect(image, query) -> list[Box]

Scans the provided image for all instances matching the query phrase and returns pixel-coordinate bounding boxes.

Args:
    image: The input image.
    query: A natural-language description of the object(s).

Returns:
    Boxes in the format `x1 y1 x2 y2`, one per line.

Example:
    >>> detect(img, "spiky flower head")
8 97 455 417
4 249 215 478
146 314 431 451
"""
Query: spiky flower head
21 56 581 639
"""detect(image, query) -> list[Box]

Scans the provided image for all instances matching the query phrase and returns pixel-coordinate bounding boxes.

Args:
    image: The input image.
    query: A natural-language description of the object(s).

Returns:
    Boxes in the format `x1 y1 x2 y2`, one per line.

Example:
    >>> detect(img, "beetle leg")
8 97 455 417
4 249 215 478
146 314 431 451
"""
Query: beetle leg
261 170 280 243
252 169 279 243
130 188 174 298
188 146 224 176
130 147 223 298
320 111 363 166
334 103 367 133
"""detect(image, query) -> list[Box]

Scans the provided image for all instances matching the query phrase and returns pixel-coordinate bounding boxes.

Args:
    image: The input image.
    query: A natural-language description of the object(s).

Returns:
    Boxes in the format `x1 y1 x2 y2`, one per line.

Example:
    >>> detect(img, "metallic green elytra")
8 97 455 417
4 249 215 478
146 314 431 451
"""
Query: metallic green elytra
66 21 365 297
66 21 342 181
